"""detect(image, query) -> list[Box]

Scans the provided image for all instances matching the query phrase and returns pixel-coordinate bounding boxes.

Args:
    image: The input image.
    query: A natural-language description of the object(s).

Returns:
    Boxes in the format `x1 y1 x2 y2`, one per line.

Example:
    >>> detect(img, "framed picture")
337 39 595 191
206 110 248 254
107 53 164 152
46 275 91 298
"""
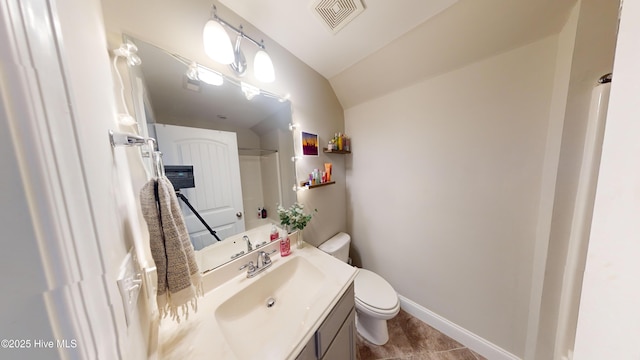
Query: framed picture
302 131 319 156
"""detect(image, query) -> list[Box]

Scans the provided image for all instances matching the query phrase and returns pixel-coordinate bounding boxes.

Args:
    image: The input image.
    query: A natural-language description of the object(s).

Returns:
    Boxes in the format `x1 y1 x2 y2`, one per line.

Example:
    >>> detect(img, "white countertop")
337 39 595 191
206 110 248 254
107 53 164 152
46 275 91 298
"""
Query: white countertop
157 243 358 360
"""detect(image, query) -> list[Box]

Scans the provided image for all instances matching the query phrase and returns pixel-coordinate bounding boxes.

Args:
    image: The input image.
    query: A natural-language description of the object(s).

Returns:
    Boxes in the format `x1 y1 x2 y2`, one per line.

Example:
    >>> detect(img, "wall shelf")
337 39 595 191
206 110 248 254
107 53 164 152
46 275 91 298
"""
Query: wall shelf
301 181 335 189
323 148 351 154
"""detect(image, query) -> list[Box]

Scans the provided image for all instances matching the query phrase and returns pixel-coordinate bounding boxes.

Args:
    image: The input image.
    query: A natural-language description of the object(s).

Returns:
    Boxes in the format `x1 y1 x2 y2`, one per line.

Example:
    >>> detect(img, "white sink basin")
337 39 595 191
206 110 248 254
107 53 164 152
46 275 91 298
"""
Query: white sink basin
157 244 357 360
215 257 325 359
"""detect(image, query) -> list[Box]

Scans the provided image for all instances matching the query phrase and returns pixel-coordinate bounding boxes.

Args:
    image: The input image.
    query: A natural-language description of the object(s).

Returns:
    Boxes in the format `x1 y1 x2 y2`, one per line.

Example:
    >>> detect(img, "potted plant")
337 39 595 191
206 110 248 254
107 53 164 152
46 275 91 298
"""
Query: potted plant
277 203 317 248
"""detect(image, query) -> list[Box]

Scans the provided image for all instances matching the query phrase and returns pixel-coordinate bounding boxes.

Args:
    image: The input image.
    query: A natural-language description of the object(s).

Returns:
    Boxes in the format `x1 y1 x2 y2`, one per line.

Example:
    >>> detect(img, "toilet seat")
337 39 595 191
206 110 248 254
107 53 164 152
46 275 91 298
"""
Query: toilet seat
354 269 399 315
355 297 400 318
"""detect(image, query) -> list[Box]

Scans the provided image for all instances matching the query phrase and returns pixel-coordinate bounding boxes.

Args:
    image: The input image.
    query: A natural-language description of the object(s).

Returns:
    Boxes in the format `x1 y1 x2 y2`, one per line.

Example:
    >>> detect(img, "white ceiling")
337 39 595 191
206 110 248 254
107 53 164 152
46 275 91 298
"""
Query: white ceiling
219 0 459 79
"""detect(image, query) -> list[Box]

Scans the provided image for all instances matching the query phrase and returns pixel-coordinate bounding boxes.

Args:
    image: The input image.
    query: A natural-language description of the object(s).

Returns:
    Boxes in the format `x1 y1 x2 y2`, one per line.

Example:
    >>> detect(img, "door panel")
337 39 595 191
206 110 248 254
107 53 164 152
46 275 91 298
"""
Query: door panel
155 124 245 248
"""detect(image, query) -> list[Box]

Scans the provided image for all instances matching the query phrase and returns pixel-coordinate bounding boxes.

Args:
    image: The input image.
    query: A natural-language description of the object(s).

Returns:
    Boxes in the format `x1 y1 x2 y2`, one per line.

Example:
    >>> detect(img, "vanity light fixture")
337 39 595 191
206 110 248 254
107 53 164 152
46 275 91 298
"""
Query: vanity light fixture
186 62 224 86
185 62 224 86
198 67 224 86
112 42 142 126
203 5 276 83
176 54 284 101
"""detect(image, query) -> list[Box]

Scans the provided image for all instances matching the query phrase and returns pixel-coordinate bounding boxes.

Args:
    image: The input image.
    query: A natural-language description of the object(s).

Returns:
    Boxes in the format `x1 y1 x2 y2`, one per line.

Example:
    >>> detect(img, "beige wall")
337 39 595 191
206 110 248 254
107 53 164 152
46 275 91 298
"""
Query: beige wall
345 36 560 356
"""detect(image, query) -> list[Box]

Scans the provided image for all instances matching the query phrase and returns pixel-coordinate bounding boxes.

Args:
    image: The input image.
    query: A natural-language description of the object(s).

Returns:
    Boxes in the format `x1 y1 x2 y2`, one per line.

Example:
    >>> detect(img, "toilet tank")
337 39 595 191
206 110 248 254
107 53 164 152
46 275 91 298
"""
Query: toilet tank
318 232 351 263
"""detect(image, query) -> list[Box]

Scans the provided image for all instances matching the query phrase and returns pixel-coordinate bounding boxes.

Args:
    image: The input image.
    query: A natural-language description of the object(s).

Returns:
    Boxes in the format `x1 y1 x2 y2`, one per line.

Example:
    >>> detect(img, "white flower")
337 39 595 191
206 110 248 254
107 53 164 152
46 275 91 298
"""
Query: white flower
277 202 317 232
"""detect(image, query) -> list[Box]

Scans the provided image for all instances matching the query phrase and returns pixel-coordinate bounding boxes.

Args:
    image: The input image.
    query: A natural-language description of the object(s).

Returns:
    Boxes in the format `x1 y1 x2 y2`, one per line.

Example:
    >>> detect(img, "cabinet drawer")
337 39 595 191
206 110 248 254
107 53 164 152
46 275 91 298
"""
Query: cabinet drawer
315 283 355 358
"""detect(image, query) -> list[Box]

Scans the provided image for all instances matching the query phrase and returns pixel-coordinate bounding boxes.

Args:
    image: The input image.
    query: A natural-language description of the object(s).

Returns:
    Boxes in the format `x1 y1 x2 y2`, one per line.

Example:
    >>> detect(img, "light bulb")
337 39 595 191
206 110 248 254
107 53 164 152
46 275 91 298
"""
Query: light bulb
203 19 234 64
254 49 275 83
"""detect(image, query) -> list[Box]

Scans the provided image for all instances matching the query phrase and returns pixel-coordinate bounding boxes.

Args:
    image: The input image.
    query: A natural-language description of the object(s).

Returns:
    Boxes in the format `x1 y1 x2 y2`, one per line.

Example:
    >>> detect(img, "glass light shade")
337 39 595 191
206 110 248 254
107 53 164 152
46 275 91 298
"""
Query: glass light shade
203 20 234 64
197 66 224 86
254 50 275 83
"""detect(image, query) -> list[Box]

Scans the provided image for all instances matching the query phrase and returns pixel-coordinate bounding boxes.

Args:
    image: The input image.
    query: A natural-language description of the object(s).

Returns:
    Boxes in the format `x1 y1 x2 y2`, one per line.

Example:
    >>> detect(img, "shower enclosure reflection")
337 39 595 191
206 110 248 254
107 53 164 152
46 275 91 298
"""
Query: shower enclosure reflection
128 35 297 271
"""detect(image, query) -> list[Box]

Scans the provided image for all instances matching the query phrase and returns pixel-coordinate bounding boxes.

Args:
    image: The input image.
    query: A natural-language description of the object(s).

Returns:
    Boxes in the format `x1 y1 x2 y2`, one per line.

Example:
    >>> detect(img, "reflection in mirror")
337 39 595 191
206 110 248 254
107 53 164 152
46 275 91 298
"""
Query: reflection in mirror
127 35 297 272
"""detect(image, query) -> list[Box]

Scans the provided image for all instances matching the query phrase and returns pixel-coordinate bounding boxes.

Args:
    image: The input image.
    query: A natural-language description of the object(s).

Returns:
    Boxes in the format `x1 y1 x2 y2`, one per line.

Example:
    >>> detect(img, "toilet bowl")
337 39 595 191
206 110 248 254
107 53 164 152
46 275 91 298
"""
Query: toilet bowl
318 232 400 345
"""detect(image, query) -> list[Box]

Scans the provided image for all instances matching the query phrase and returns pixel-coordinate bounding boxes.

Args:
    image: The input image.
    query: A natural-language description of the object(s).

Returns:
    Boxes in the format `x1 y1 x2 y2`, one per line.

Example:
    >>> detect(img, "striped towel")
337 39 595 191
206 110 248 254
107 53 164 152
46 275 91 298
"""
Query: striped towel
140 176 202 322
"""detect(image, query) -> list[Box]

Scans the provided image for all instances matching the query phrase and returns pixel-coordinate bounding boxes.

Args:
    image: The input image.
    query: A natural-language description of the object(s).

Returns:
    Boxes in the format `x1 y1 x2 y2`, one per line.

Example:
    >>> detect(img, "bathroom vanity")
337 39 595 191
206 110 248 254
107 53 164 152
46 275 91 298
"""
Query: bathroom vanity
296 284 356 360
157 243 358 359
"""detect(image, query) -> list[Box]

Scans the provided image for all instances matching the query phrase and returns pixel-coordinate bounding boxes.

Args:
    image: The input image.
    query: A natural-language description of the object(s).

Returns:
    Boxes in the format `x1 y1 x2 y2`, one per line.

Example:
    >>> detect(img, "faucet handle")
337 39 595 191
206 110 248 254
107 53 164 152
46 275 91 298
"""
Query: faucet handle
261 249 277 265
239 261 255 272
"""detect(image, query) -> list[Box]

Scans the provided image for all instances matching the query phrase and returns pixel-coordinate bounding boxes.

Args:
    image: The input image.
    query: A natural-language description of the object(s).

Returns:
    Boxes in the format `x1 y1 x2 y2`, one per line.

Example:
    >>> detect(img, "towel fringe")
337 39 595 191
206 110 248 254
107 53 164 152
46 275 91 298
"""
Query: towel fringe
141 177 204 324
157 282 203 323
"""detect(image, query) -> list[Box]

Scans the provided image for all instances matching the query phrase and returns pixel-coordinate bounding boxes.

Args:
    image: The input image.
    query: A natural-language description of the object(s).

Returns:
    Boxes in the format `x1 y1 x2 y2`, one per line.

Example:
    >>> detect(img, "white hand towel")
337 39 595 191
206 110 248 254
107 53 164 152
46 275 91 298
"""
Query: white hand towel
140 176 202 322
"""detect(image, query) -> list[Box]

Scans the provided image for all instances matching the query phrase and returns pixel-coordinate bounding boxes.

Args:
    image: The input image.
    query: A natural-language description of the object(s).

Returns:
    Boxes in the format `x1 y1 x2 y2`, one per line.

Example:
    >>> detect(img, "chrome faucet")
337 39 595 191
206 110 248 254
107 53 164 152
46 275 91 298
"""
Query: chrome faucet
243 235 253 252
239 249 277 278
256 249 276 268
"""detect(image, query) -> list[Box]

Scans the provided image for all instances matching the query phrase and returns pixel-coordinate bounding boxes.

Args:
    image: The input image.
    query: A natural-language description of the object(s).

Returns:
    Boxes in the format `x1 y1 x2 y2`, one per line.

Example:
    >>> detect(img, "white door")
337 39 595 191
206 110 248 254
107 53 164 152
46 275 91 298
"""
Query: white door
155 124 245 249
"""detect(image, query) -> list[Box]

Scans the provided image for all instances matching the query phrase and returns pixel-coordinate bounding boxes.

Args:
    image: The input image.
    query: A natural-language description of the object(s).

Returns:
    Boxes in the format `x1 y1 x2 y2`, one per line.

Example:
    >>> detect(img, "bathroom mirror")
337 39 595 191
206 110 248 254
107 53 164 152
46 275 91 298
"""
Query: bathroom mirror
127 35 297 271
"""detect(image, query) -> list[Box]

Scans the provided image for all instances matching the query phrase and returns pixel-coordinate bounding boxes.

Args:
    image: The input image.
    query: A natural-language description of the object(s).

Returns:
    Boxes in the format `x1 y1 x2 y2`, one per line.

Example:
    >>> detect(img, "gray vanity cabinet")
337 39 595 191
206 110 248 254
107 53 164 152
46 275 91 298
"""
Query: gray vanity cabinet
296 341 317 360
320 309 356 359
296 283 356 360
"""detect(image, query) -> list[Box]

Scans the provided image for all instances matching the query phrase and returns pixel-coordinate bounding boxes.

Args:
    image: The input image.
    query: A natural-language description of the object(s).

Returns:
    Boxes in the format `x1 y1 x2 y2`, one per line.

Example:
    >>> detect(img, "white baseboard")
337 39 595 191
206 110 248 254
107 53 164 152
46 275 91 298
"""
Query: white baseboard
398 295 521 360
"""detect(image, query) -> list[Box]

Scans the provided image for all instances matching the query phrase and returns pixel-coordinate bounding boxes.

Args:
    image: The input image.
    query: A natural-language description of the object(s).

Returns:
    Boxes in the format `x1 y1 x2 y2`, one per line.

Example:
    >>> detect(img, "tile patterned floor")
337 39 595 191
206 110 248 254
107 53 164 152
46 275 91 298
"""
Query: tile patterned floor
356 309 487 360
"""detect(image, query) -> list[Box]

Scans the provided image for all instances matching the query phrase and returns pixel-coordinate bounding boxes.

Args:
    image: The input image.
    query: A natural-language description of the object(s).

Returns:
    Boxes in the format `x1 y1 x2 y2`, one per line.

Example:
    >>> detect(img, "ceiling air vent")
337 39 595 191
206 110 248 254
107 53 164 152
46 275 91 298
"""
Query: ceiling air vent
311 0 365 34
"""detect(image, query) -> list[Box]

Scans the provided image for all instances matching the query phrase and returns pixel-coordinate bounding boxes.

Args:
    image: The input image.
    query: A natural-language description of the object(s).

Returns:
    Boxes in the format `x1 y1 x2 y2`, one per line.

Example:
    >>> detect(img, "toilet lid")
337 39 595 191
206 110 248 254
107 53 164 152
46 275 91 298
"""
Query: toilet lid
355 269 398 311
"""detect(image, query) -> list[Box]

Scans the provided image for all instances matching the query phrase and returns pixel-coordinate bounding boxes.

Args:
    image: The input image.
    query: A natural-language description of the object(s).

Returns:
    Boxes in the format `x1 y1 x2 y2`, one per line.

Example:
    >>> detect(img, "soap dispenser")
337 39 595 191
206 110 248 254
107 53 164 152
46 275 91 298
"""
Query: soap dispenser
280 234 291 257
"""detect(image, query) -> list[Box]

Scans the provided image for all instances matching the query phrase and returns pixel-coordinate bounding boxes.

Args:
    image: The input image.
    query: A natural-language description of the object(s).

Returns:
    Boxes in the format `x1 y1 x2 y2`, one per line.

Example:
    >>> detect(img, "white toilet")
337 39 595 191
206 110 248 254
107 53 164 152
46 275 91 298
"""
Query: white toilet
318 232 400 345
